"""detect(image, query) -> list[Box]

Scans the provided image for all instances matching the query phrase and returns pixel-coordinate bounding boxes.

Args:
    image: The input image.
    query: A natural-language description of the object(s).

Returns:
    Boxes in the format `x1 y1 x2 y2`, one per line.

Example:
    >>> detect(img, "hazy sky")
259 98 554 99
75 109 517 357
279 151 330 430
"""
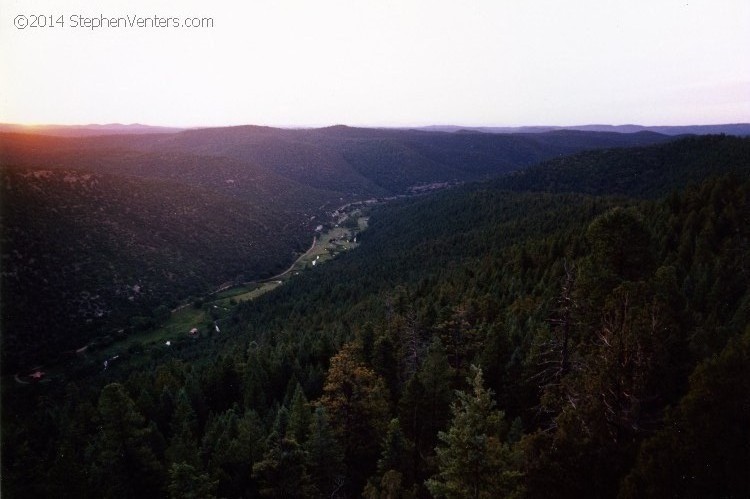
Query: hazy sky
1 0 748 127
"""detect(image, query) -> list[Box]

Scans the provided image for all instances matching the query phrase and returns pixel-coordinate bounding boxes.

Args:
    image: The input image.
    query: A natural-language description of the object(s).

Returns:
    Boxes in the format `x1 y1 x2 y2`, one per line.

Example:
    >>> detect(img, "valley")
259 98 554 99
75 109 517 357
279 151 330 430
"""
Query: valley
0 125 672 373
1 129 749 498
9 201 371 383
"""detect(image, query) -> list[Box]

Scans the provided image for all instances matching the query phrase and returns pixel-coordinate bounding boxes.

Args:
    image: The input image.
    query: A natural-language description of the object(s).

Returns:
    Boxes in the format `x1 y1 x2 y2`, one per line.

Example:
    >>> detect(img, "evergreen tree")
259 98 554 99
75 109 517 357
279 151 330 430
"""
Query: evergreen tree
202 407 263 498
168 462 217 499
48 385 98 498
398 337 453 492
364 418 417 498
252 431 313 498
403 337 453 454
320 342 391 494
167 423 201 468
88 383 164 498
287 383 312 444
426 367 522 499
372 334 401 403
272 405 290 437
305 406 345 498
166 388 201 467
377 419 412 476
620 327 750 498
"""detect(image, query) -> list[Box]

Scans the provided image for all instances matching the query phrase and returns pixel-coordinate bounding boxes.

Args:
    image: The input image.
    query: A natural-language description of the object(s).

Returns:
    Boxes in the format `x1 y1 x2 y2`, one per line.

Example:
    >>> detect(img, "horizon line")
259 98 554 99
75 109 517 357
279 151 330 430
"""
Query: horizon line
2 121 750 131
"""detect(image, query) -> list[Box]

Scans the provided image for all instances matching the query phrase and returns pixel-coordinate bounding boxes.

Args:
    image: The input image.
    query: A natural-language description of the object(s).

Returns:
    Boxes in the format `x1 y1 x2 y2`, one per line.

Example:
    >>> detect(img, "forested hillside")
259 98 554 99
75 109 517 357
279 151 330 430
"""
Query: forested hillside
495 134 750 198
1 126 673 196
2 135 748 498
0 127 672 371
0 166 320 371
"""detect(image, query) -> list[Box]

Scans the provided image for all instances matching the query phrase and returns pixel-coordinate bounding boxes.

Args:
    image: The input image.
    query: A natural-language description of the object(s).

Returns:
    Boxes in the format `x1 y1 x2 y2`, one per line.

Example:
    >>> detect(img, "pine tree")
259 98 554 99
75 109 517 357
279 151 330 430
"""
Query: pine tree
272 405 290 437
377 419 411 476
305 406 345 498
426 367 522 499
287 383 312 444
202 407 263 498
398 337 453 492
252 431 313 498
621 327 750 498
168 462 217 499
48 387 98 498
166 389 200 467
364 418 417 498
320 342 391 494
89 383 164 497
411 337 452 453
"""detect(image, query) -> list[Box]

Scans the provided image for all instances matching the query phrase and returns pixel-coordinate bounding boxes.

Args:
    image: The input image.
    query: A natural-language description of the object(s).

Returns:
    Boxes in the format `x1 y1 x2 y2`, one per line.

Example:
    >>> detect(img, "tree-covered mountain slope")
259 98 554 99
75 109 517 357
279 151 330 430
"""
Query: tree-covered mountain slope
494 134 750 198
1 126 673 197
2 133 748 498
0 165 322 372
142 126 674 193
0 126 675 371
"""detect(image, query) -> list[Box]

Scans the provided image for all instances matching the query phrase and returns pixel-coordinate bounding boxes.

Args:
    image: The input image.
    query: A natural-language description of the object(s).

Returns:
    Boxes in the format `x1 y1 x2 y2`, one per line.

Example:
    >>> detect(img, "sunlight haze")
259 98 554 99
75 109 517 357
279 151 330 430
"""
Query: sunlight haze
1 0 748 127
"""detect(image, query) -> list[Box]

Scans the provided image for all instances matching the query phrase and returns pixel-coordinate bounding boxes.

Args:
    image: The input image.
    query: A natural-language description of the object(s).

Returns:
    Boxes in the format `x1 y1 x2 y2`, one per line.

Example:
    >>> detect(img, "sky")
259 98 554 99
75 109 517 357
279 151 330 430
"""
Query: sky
1 0 748 128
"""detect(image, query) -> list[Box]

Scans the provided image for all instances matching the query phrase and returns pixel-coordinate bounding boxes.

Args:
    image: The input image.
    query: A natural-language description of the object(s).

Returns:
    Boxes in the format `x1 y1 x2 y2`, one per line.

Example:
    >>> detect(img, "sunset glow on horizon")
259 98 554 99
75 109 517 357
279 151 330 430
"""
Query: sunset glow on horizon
1 0 748 128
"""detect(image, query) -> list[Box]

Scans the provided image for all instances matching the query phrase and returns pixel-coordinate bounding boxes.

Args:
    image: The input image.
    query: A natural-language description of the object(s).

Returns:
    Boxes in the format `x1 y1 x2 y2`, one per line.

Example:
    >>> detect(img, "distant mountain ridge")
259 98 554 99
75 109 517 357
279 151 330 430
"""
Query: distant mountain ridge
4 122 749 137
416 123 750 136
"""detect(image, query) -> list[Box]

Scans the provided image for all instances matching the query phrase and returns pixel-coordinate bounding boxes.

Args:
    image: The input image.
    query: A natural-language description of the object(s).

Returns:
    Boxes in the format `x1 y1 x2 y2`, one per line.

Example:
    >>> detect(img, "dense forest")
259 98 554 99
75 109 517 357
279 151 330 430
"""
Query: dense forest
0 126 671 372
2 134 749 497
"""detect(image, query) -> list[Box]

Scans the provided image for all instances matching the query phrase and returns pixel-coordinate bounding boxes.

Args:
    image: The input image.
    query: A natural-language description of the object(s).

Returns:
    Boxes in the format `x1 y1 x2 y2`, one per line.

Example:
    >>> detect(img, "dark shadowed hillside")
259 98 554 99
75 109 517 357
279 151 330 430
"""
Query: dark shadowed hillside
0 126 676 370
494 134 750 198
0 166 317 371
1 126 674 196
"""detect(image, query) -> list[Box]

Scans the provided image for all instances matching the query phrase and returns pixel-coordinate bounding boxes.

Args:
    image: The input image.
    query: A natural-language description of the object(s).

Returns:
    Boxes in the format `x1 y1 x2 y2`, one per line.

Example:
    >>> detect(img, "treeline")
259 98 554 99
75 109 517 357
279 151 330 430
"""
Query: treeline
2 136 749 497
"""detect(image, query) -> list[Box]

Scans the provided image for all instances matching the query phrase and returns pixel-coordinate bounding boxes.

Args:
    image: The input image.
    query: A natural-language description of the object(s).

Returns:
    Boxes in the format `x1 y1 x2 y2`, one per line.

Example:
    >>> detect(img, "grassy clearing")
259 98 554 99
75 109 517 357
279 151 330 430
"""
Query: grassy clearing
303 224 360 266
98 306 207 358
217 281 282 304
214 285 253 300
150 306 207 341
